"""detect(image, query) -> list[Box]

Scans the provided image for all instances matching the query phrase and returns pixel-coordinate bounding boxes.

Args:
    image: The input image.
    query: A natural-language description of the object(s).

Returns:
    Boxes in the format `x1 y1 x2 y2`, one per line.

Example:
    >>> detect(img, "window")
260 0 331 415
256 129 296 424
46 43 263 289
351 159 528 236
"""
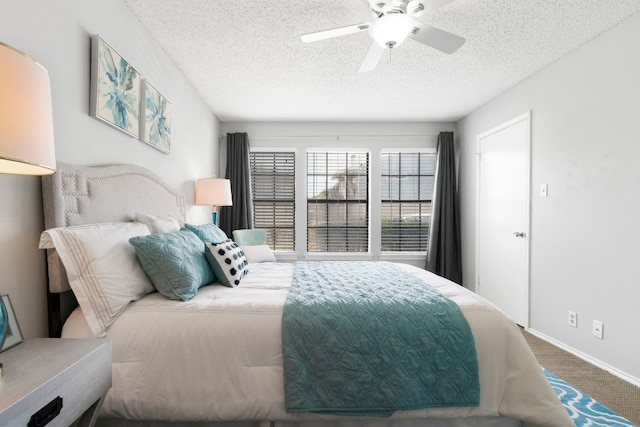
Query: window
380 152 435 252
249 143 435 259
307 152 369 252
249 152 295 250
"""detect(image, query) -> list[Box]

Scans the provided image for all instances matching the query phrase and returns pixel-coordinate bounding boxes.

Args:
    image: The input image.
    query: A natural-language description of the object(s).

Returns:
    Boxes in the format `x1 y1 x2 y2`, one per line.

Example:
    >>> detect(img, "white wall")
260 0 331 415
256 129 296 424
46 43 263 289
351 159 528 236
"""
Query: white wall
0 0 219 339
457 12 640 382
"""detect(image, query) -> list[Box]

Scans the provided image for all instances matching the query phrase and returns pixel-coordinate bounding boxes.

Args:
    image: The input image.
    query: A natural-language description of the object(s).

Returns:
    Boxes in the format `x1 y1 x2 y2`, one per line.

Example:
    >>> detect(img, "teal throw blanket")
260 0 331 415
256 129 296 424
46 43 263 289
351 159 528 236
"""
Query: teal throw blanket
282 261 480 417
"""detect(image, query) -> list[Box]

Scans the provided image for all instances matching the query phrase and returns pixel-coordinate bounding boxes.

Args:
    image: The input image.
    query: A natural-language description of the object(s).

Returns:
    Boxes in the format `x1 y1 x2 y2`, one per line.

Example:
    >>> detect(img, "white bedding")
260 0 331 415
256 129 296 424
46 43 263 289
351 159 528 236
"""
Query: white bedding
63 262 572 426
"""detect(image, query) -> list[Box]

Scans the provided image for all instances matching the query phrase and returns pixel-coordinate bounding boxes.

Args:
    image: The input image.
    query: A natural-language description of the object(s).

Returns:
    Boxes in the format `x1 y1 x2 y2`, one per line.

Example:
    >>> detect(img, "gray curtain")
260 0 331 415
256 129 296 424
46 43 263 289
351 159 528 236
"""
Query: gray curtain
426 131 462 284
219 132 253 236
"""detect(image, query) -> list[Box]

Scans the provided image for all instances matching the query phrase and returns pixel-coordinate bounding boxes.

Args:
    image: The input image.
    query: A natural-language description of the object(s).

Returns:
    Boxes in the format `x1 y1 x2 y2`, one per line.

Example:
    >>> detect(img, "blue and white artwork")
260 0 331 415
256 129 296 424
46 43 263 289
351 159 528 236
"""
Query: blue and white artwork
142 80 171 154
91 36 140 137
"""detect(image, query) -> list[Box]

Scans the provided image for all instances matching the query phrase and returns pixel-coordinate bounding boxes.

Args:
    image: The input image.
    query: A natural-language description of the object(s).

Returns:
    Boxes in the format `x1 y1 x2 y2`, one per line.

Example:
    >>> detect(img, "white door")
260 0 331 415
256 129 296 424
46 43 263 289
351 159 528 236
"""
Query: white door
476 112 530 327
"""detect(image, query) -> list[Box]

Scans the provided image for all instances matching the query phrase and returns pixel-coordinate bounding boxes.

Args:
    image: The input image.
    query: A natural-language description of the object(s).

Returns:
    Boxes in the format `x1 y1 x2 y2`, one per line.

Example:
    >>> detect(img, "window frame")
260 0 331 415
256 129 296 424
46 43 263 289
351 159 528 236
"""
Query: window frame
249 149 296 252
306 150 370 253
246 133 440 264
380 149 436 253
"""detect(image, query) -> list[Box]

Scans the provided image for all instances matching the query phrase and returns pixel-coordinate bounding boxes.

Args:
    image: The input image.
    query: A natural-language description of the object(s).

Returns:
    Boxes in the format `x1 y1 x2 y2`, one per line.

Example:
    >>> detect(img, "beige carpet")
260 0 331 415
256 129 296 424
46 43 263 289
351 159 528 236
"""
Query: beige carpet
521 328 640 425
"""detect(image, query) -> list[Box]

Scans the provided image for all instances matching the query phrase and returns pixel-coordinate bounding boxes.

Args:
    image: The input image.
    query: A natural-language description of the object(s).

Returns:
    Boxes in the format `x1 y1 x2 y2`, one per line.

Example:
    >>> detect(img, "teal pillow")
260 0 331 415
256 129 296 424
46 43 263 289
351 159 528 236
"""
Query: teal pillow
205 240 249 287
184 223 228 243
129 229 216 301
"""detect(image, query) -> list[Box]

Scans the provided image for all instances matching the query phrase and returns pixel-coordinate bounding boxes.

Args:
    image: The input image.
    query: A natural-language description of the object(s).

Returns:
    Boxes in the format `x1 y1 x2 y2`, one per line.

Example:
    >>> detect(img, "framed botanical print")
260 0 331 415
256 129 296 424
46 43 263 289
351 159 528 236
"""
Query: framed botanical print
90 35 140 138
1 295 23 352
141 80 171 154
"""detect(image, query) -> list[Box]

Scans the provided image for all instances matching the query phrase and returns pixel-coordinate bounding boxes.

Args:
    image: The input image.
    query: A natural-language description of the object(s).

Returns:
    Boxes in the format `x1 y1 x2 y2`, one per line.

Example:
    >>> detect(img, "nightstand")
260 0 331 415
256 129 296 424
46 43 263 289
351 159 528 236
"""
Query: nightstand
0 338 112 427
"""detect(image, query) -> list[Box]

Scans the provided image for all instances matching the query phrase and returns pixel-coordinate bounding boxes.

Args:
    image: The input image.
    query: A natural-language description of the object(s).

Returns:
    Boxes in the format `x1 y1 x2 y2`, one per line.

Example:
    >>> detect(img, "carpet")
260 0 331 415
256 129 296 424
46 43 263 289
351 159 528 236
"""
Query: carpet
544 369 638 427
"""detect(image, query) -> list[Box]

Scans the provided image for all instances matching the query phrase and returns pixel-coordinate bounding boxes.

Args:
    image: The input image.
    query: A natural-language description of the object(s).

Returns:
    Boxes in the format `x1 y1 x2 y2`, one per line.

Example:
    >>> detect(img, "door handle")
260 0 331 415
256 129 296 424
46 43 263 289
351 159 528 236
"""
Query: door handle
513 232 526 238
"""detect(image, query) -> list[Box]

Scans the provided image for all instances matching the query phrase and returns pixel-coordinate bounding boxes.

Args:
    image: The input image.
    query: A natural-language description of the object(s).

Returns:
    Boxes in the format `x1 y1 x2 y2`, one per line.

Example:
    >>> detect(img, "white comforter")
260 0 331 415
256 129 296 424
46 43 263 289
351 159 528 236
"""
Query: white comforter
63 263 572 426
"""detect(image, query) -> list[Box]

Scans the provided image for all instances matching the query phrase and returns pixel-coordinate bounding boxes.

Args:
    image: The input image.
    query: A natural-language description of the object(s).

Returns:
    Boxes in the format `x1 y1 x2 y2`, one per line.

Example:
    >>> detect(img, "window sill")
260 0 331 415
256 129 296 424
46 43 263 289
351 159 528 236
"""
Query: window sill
272 251 427 266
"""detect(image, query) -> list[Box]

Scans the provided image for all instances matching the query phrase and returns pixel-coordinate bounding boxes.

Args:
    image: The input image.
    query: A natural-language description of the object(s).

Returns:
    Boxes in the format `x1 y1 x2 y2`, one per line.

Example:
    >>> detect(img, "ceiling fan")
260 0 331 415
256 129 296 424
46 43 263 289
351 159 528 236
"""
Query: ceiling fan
301 0 465 73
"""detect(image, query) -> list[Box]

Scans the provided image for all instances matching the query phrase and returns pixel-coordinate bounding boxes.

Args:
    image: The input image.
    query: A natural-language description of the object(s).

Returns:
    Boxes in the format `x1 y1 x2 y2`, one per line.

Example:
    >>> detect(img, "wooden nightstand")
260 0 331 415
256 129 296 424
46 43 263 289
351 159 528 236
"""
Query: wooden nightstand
0 338 111 427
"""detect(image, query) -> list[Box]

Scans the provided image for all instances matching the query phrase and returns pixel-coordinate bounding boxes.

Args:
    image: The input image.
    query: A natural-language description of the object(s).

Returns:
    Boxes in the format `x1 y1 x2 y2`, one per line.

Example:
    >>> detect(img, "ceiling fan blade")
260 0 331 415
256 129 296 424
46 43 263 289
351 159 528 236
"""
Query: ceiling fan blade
301 23 369 43
410 22 465 54
421 0 457 13
358 42 385 73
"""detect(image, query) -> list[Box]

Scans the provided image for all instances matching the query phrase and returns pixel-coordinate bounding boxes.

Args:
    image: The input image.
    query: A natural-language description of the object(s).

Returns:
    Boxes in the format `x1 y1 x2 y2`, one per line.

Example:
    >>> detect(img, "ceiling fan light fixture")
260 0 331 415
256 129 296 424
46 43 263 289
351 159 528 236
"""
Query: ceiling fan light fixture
407 1 426 17
370 13 415 49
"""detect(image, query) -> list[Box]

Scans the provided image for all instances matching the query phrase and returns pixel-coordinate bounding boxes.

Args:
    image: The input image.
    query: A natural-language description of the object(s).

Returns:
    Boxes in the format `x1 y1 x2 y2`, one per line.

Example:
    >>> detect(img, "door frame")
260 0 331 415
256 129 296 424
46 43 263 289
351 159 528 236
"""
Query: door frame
475 111 531 328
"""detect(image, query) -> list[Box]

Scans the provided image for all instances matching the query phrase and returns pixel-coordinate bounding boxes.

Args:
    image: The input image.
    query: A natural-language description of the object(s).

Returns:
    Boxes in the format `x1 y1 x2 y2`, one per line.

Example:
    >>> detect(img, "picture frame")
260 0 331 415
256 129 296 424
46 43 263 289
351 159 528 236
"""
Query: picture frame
1 295 23 352
90 35 141 138
141 79 171 154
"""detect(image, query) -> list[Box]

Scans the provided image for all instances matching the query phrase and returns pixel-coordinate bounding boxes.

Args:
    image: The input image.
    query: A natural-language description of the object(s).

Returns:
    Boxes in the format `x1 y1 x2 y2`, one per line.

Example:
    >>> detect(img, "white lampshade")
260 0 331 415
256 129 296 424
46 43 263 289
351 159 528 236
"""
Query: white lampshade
370 14 415 49
0 42 56 175
195 178 233 207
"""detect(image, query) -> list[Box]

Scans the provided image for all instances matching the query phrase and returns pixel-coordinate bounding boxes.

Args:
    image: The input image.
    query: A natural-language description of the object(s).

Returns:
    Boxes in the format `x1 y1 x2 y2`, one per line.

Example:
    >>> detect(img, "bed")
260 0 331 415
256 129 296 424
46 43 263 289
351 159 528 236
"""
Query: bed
40 163 572 427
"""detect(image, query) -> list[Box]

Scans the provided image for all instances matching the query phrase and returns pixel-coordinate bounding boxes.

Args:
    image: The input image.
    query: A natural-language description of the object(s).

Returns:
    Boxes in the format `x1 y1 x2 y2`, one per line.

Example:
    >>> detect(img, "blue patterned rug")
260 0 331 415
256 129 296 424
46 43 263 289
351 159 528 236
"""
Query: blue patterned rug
544 369 638 427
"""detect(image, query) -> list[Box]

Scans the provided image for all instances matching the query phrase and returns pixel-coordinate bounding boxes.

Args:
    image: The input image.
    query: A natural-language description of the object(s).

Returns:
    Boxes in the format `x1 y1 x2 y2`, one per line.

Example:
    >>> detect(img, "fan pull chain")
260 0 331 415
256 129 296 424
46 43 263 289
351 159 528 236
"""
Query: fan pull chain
388 48 392 63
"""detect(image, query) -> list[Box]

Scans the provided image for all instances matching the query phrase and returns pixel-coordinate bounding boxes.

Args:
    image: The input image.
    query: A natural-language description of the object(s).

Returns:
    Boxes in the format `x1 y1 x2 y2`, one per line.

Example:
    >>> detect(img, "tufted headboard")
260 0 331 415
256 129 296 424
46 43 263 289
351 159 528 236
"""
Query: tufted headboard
41 162 185 335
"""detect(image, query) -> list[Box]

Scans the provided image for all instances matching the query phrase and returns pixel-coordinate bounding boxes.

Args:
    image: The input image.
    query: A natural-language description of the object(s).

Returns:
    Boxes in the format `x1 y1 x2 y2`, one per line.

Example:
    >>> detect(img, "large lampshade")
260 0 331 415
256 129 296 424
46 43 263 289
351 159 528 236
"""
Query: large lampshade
370 13 415 49
195 178 233 207
195 178 232 225
0 42 56 175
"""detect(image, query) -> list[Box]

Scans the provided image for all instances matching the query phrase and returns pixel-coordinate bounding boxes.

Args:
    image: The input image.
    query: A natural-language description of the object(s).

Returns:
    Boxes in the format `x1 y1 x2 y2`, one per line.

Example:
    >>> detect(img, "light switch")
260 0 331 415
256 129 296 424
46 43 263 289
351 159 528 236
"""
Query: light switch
540 183 548 197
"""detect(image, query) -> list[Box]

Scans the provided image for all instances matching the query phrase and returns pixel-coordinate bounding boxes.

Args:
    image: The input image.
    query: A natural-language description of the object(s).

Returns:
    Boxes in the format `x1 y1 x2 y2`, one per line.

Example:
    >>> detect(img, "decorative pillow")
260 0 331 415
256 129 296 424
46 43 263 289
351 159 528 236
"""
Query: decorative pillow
129 228 216 301
135 212 181 234
205 240 249 287
38 222 154 337
241 245 276 263
184 223 228 243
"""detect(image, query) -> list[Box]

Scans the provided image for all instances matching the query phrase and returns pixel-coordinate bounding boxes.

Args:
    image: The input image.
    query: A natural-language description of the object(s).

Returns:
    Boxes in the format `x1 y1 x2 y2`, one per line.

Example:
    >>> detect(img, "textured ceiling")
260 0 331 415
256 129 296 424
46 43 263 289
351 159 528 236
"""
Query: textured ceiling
124 0 640 122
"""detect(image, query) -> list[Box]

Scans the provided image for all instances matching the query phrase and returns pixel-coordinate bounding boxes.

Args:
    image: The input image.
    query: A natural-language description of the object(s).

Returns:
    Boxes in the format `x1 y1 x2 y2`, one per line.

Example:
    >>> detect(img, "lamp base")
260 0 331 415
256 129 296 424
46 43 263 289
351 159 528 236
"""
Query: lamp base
211 211 218 226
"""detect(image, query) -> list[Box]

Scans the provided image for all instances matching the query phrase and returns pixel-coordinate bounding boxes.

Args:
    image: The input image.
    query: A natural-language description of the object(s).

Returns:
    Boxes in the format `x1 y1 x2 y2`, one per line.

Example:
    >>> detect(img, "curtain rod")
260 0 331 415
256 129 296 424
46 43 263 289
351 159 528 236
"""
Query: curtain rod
221 134 440 139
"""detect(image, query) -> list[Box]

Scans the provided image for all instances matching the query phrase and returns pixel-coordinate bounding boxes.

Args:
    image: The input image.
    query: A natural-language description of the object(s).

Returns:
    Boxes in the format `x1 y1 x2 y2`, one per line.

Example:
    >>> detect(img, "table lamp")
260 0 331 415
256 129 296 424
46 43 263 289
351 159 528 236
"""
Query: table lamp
0 42 57 352
195 178 232 225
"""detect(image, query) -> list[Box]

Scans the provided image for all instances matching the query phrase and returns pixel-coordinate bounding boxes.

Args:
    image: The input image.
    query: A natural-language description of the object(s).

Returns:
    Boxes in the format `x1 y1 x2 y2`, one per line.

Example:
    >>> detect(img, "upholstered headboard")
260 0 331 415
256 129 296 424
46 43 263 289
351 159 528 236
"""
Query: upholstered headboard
41 162 185 335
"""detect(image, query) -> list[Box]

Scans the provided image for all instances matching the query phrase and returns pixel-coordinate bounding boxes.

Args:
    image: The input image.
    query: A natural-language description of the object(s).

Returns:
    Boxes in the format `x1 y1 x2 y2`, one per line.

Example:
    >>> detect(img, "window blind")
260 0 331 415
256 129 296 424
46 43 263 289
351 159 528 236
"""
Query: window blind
307 152 369 252
381 152 435 252
250 152 295 250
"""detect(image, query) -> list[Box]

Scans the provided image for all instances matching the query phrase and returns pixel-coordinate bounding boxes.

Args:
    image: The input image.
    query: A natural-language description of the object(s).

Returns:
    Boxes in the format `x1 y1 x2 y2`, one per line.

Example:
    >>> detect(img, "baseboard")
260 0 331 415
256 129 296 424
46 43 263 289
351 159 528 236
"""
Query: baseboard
526 328 640 388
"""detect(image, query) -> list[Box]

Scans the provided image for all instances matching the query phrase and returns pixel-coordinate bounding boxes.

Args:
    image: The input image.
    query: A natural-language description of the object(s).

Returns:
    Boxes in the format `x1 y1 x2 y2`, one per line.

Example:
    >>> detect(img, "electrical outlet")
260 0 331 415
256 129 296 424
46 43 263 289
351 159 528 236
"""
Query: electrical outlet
568 311 577 327
592 320 603 339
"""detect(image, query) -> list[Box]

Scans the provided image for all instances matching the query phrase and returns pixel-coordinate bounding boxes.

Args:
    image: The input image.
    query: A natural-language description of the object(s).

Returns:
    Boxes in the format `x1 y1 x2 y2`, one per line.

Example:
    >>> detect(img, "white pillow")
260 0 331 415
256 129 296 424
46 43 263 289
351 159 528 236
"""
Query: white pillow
135 212 181 234
39 222 154 337
241 244 276 263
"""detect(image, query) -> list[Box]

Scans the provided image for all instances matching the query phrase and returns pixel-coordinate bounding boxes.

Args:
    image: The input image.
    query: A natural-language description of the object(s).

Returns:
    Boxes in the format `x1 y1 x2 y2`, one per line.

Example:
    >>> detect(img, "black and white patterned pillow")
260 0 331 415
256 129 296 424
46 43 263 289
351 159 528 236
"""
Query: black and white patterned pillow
204 239 249 287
